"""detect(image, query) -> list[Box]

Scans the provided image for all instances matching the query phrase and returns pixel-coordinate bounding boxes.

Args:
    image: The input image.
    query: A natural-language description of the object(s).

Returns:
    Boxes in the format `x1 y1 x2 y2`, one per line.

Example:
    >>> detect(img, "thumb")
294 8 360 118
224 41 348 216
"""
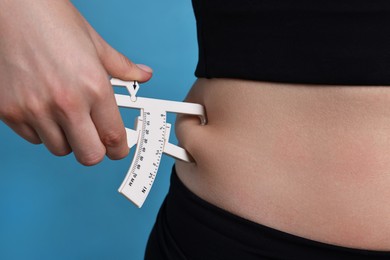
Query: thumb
99 42 153 83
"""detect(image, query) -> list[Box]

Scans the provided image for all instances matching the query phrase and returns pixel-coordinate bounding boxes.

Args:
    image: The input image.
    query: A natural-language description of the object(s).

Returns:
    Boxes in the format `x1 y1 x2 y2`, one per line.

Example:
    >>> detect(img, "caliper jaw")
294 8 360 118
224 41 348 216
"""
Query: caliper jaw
112 78 206 207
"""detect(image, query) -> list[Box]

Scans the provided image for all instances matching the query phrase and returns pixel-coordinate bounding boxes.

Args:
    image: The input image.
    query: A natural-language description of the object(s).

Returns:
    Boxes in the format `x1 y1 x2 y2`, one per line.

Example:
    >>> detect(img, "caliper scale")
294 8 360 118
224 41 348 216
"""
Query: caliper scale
111 78 206 208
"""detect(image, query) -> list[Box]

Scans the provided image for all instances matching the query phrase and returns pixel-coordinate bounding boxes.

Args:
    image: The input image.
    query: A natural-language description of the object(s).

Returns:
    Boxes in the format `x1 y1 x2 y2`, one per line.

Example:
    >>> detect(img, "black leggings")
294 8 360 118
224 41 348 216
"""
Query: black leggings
145 165 390 259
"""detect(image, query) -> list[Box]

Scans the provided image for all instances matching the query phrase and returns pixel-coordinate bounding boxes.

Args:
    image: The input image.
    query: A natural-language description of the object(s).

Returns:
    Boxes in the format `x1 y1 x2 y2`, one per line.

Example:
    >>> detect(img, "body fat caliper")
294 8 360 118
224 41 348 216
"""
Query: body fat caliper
111 78 207 208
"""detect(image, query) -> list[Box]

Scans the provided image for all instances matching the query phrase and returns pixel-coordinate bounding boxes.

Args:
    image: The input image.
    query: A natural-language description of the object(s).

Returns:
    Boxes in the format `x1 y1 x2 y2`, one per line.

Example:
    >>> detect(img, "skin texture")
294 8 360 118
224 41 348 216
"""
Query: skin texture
176 79 390 250
0 0 152 165
3 0 390 251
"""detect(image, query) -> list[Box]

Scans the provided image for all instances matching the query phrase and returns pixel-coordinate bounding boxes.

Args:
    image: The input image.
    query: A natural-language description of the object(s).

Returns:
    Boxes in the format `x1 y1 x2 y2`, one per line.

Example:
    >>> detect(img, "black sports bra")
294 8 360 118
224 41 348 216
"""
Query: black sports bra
192 0 390 85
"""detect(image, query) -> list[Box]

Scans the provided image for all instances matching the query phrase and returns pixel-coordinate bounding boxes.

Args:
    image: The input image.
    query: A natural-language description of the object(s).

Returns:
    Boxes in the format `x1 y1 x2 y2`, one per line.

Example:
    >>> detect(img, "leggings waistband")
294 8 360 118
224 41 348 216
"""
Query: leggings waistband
145 165 390 259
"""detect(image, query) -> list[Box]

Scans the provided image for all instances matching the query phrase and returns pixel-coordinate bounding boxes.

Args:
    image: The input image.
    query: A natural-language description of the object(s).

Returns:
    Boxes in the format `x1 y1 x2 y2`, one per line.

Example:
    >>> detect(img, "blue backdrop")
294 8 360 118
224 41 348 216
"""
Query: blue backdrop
0 1 197 259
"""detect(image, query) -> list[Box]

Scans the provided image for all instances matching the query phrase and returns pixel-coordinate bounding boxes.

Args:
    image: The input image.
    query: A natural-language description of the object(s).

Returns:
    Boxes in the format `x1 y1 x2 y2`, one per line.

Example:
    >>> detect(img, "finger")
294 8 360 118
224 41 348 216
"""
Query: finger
98 41 153 83
29 118 72 156
84 20 153 82
90 81 129 160
59 112 106 166
2 120 42 144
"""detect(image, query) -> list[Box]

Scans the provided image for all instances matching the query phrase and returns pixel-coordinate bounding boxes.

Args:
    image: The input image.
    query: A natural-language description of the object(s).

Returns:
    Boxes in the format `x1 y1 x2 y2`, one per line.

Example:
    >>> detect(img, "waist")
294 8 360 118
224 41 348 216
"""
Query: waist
175 78 390 250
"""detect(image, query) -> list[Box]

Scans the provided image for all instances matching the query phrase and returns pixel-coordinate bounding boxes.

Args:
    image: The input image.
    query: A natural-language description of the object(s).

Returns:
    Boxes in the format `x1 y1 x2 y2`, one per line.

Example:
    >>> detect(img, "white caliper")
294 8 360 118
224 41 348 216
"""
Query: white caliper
111 78 206 208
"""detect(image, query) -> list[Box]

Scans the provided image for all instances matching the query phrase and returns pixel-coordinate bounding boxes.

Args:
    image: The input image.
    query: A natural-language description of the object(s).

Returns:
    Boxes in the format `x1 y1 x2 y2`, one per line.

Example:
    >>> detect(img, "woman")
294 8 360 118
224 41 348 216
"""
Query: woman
145 2 390 258
1 0 390 259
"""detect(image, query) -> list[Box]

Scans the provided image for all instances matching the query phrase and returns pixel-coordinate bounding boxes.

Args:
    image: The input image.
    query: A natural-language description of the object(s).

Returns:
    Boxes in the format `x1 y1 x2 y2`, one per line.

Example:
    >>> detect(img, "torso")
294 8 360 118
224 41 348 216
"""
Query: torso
175 78 390 250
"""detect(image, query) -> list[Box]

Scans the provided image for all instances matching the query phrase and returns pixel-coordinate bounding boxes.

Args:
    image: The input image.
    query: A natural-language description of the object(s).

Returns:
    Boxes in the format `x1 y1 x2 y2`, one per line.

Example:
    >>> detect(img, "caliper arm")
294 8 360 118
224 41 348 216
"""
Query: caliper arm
125 126 194 162
112 79 206 207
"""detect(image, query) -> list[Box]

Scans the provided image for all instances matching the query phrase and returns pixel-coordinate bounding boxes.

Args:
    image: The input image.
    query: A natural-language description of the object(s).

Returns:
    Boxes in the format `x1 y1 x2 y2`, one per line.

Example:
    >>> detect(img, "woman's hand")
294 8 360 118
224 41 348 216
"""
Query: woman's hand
0 0 152 165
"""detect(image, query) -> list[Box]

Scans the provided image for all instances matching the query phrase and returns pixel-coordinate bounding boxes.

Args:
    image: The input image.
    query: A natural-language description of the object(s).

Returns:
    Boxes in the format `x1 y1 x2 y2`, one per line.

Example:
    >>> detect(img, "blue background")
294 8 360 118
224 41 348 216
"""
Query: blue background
0 1 197 259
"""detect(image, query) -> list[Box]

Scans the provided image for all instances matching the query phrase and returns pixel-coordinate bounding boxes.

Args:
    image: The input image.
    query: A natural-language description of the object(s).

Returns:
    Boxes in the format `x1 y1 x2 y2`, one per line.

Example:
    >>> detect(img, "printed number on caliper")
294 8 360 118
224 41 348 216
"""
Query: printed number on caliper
111 78 206 208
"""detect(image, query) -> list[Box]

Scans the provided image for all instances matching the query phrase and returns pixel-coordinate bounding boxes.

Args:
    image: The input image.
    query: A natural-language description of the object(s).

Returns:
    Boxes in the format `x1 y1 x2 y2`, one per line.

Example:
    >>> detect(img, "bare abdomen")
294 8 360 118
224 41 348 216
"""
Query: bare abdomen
175 78 390 250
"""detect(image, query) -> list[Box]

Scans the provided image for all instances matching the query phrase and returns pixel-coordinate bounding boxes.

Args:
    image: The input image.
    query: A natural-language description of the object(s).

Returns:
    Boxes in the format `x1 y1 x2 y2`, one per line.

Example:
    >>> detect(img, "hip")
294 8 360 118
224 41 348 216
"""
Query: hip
146 165 390 259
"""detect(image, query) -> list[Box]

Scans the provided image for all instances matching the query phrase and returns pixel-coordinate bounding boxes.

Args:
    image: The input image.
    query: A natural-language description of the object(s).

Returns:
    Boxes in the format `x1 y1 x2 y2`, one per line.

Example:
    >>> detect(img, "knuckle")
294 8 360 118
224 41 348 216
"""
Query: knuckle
101 130 125 148
50 68 109 111
52 147 72 157
51 86 70 106
51 91 79 117
81 72 110 101
107 147 129 160
77 151 105 166
22 130 42 145
0 105 24 123
25 99 46 119
29 138 43 145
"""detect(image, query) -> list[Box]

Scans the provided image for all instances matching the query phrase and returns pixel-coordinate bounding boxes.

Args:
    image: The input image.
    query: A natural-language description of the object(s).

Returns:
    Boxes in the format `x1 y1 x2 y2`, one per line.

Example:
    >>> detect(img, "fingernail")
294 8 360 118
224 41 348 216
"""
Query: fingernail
136 64 153 73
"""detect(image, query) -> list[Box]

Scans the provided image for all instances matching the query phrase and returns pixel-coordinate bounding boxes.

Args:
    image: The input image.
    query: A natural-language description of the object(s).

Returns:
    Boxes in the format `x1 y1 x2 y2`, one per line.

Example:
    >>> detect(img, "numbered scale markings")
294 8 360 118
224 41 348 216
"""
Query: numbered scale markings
112 79 206 207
